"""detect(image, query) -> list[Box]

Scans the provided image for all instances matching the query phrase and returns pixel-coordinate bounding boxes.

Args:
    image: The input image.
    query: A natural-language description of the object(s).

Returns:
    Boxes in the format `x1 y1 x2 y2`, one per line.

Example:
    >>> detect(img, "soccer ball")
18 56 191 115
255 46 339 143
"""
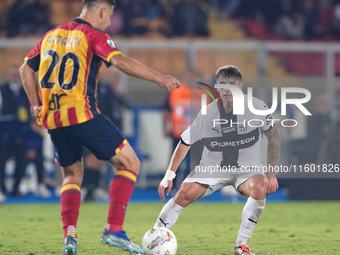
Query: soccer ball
142 227 177 255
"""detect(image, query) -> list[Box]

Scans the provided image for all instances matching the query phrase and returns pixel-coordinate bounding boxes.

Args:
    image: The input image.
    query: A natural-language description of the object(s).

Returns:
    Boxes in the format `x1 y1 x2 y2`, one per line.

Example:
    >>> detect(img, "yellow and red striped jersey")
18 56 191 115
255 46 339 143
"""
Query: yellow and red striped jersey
25 18 121 129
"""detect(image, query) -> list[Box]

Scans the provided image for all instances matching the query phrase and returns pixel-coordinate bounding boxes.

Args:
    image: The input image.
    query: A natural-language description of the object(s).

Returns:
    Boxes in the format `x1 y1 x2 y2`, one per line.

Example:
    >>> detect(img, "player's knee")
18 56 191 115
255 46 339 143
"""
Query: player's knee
131 156 141 174
175 186 196 205
63 168 82 185
174 189 189 206
125 155 140 174
249 178 268 200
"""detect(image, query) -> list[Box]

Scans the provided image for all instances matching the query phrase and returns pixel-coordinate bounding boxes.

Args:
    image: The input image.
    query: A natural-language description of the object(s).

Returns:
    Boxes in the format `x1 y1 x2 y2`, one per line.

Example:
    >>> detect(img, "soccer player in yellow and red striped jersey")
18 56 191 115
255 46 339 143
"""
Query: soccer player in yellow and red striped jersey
20 0 180 254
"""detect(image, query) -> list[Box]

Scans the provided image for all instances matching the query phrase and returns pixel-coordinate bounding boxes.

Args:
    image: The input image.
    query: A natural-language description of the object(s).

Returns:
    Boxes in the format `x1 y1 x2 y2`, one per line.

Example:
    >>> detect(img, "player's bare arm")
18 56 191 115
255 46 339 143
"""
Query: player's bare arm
264 126 280 195
111 54 181 92
19 62 42 117
158 142 190 201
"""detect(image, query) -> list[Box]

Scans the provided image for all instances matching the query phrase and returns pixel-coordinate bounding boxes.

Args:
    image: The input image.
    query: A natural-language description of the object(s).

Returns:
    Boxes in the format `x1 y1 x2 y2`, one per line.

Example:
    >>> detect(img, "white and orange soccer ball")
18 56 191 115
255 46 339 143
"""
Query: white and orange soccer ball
142 227 177 255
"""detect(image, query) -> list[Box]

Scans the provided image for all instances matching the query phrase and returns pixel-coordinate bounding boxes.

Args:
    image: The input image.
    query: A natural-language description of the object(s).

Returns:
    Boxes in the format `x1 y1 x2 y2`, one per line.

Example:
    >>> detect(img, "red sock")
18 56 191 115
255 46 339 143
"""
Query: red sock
106 169 137 232
61 182 81 239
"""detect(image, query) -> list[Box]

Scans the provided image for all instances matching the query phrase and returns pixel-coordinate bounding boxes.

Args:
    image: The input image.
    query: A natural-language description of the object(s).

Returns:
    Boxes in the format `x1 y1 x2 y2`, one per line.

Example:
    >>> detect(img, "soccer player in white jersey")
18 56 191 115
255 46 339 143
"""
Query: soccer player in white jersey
154 65 280 255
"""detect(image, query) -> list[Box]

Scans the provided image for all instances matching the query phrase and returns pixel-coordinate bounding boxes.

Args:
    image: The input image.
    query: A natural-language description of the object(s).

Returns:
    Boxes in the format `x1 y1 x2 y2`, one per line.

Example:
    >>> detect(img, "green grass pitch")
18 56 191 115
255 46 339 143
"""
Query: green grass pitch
0 201 339 254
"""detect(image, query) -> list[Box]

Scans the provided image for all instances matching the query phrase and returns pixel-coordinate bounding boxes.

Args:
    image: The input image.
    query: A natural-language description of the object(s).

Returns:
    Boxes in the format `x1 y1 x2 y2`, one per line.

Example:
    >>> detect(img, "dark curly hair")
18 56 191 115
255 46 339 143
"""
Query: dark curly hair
215 65 242 82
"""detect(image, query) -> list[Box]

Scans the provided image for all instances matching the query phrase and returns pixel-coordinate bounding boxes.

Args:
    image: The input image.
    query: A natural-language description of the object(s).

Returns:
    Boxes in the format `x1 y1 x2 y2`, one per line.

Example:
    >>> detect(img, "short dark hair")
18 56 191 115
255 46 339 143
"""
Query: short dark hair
83 0 116 8
215 65 242 82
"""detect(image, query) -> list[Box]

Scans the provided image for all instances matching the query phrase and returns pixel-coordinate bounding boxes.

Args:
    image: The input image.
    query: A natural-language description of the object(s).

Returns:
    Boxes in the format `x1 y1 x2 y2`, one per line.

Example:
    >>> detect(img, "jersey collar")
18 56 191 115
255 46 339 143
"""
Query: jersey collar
73 18 103 32
73 18 94 28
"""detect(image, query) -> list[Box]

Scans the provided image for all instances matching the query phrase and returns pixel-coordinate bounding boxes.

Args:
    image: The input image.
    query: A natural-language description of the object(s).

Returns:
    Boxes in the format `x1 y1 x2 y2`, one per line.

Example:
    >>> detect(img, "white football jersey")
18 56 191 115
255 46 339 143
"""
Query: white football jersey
181 95 273 169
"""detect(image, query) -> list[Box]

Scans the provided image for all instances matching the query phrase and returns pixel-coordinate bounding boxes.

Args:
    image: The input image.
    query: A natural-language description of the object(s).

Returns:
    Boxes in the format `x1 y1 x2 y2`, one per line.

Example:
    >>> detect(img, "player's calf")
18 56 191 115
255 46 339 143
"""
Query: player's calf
235 197 266 250
154 198 184 229
106 169 137 232
60 182 81 249
154 183 208 229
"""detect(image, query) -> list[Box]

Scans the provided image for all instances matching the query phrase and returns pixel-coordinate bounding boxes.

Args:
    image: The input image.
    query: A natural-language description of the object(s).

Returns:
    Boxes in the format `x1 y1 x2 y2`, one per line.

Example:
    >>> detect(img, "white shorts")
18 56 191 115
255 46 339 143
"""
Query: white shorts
183 170 267 199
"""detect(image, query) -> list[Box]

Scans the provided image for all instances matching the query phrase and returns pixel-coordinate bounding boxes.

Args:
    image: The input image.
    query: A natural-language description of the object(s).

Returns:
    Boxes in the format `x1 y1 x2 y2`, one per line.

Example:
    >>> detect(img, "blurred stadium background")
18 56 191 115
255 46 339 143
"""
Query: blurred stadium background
1 0 340 204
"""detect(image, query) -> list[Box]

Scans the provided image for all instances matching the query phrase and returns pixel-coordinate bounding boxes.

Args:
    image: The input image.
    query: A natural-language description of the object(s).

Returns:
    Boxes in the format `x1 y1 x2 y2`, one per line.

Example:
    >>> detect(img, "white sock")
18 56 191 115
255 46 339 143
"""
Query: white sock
235 197 266 247
154 198 184 229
